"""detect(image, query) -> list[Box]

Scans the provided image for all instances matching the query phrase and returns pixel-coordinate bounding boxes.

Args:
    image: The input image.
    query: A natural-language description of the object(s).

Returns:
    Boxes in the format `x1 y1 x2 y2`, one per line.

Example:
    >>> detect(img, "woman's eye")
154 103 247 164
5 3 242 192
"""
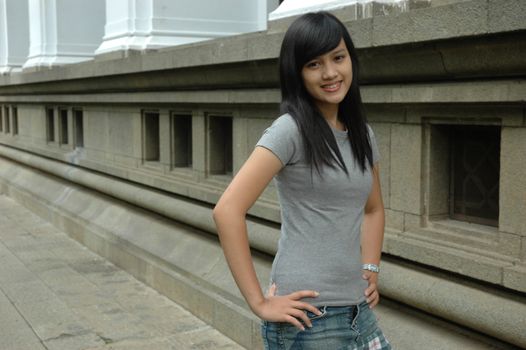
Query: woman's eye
335 55 345 61
306 61 320 68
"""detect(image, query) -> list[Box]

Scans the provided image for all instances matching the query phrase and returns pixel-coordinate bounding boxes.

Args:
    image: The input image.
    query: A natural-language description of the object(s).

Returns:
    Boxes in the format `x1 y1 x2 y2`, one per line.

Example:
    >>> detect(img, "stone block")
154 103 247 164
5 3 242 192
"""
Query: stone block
496 231 521 260
372 0 487 47
213 300 255 349
15 297 89 341
361 85 393 104
387 235 504 284
365 105 405 124
499 127 526 236
404 213 422 231
390 124 422 215
489 0 526 33
370 122 390 207
0 290 47 350
113 154 137 168
347 18 373 49
192 112 206 173
385 209 404 232
364 48 446 84
247 32 283 60
232 117 248 175
84 110 109 152
426 124 449 217
158 111 170 166
108 111 136 157
1 279 56 305
0 255 36 284
503 264 526 293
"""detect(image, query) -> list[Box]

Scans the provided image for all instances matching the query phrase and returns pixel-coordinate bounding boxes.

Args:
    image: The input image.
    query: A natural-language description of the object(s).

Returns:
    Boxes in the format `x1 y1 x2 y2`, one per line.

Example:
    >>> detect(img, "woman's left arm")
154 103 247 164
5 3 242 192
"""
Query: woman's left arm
361 163 385 308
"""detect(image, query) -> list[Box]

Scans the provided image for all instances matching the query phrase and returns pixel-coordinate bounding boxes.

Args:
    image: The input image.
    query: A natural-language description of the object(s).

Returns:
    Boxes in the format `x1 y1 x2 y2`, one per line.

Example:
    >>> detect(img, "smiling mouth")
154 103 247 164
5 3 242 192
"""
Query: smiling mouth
321 81 342 92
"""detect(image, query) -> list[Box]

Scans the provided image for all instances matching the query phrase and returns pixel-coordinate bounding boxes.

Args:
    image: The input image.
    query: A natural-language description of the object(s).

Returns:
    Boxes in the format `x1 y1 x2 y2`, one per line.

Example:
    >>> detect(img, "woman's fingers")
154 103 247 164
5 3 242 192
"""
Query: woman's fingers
292 301 322 316
366 289 379 307
284 315 306 331
288 308 313 328
289 290 319 300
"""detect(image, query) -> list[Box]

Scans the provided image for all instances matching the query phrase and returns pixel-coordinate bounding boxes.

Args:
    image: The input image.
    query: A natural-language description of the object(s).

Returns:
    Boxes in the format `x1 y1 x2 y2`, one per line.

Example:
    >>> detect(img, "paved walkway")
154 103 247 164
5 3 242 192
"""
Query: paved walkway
0 195 244 350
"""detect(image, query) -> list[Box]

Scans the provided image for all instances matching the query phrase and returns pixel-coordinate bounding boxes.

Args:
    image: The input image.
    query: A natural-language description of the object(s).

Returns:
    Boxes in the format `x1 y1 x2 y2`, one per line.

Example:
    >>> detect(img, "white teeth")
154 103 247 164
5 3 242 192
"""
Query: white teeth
323 82 339 89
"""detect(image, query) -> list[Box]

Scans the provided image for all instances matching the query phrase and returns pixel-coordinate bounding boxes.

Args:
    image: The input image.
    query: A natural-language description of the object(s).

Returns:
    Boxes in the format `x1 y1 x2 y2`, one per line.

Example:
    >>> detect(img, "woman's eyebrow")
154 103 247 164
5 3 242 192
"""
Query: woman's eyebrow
331 49 346 54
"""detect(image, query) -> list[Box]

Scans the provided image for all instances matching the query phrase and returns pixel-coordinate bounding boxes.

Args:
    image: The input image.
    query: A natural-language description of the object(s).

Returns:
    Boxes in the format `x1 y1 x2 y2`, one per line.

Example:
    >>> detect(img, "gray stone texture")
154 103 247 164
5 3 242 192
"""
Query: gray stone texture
372 0 487 47
369 121 391 208
0 195 243 350
390 124 422 215
488 0 526 33
499 127 526 237
426 124 450 218
1 154 526 348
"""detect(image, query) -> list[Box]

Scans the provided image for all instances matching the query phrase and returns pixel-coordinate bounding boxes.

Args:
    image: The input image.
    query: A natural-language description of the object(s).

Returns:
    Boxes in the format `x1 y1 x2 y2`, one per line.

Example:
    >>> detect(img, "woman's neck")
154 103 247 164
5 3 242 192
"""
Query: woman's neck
317 103 345 131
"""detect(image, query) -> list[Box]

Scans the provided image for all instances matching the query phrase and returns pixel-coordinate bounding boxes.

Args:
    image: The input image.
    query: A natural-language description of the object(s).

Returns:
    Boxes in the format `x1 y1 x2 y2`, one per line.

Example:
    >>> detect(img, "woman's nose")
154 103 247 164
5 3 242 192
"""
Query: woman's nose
322 63 338 80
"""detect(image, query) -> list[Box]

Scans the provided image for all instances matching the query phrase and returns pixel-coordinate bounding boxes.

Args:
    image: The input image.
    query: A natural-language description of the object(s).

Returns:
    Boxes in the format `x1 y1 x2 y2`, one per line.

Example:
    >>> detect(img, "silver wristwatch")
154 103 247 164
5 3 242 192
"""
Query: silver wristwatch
362 263 379 273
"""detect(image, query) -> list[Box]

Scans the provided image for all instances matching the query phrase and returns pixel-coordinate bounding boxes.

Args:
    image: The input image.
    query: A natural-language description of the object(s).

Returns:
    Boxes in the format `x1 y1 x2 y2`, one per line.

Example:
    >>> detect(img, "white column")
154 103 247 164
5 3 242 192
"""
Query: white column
96 0 272 55
0 0 29 74
23 0 105 70
269 0 403 21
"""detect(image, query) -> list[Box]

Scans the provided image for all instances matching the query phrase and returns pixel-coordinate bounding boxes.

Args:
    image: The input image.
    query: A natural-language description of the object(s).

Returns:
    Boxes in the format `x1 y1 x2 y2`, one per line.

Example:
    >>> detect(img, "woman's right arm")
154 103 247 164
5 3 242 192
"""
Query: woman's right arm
212 146 320 330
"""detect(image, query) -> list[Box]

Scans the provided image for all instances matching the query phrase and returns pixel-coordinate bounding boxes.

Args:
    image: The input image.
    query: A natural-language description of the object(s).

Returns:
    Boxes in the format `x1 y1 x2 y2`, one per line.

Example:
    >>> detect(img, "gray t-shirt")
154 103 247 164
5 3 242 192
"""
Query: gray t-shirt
256 113 380 307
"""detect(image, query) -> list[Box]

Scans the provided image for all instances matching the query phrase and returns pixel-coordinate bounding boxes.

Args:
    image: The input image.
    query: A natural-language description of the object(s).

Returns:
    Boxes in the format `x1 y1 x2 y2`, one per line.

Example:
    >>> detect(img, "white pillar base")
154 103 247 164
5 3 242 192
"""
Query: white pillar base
22 0 105 71
23 55 94 70
95 32 214 56
96 0 270 56
0 0 29 75
269 0 403 21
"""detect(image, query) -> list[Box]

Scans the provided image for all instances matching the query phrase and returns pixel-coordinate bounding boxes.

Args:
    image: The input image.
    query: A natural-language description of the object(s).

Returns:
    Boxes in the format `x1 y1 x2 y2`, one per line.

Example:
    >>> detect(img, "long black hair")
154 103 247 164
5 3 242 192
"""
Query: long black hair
279 11 374 175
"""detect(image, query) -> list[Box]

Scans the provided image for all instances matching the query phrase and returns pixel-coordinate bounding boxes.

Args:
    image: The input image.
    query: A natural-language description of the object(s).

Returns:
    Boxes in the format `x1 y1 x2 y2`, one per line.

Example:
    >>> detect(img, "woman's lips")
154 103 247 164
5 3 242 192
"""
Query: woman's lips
321 81 342 92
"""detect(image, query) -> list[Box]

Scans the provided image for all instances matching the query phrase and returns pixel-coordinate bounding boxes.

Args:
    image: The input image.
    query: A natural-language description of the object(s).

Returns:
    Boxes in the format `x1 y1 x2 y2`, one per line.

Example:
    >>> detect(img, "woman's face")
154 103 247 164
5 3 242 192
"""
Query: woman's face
301 39 352 112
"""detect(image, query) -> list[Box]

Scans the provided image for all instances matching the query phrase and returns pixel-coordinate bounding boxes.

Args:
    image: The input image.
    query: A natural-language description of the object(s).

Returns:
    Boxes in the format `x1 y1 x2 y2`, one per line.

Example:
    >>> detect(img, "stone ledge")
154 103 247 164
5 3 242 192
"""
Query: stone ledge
0 79 525 104
384 231 518 287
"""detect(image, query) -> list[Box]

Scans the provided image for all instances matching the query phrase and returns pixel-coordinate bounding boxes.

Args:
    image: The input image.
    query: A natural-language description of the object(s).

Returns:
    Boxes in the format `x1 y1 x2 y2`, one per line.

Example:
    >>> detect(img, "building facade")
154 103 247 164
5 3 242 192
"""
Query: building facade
0 0 525 348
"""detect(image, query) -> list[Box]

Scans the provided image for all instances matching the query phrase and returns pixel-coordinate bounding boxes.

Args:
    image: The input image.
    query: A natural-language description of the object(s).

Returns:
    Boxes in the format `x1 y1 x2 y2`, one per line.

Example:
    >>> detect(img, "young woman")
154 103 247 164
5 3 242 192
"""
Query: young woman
213 11 391 349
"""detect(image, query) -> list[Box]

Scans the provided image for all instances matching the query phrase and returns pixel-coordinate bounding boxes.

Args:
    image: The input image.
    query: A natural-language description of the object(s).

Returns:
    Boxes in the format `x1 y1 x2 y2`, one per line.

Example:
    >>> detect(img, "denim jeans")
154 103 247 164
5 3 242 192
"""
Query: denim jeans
261 301 392 350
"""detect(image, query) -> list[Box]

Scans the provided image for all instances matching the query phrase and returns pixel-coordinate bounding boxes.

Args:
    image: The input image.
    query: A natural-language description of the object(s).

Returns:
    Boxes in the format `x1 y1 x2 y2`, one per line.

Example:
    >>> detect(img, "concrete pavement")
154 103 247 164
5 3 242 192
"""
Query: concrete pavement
0 194 244 350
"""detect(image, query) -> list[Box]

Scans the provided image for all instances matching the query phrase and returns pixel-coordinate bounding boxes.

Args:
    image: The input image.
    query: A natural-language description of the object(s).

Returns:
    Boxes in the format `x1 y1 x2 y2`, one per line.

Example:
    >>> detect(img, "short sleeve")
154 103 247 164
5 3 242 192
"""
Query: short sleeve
255 114 299 166
367 124 380 165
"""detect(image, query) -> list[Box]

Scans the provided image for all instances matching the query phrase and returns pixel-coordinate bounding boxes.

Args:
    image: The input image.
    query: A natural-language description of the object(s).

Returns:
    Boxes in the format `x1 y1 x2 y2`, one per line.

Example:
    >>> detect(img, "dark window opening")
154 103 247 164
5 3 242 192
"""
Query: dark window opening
12 107 18 135
143 111 160 161
450 125 500 227
4 106 10 133
172 114 192 167
46 108 55 142
59 109 68 144
74 109 84 147
208 115 233 175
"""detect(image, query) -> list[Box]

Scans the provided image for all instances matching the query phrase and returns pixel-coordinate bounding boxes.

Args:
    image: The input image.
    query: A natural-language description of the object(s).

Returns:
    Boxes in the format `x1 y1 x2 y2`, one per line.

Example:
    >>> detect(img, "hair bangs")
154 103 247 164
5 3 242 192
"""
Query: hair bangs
295 15 343 69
